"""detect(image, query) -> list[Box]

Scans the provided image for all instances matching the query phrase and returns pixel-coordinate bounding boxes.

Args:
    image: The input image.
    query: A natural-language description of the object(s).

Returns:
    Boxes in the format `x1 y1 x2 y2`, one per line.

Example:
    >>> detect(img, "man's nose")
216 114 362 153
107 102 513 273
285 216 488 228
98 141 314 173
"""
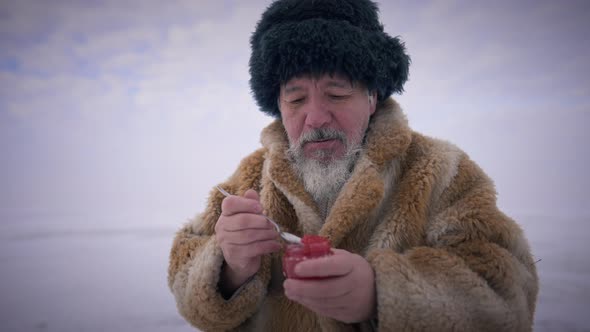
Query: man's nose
304 96 331 129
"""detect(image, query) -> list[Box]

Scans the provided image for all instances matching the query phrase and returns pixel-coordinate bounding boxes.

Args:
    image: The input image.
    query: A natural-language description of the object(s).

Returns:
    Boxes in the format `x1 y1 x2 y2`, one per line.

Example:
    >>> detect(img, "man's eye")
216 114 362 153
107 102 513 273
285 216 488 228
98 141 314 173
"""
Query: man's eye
329 94 349 100
289 98 305 104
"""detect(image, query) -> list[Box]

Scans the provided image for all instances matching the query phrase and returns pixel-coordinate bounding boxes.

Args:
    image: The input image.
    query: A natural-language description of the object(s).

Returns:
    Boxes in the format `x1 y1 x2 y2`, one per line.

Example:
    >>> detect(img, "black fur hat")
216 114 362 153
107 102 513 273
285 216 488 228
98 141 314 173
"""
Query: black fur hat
249 0 411 118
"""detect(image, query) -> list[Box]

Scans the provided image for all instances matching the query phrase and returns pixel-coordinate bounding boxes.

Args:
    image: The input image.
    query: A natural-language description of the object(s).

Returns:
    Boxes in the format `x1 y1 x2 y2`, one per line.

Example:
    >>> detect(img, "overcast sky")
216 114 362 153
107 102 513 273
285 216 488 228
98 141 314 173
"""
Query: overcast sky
1 0 589 229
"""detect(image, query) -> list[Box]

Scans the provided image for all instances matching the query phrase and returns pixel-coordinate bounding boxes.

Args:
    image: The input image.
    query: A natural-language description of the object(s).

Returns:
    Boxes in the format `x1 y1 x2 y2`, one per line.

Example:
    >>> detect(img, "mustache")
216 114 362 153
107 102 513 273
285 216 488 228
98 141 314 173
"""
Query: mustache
287 127 362 165
297 128 346 147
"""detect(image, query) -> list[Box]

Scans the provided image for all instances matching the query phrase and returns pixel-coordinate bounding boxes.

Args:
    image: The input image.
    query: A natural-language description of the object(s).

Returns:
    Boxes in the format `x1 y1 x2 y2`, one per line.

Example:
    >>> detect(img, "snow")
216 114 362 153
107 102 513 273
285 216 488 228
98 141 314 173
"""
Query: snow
0 213 588 331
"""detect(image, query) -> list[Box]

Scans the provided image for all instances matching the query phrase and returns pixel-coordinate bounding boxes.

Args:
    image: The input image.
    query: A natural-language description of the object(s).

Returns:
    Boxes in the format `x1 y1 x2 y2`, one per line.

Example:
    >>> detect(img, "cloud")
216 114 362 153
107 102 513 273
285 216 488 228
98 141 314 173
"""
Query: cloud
379 1 590 216
0 0 275 118
381 0 590 112
0 0 275 221
0 0 588 222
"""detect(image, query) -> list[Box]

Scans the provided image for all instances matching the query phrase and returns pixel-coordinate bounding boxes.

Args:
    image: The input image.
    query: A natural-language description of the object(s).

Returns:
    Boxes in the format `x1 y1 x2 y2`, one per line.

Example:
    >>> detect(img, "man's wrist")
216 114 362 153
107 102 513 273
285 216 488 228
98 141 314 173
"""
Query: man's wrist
219 261 255 298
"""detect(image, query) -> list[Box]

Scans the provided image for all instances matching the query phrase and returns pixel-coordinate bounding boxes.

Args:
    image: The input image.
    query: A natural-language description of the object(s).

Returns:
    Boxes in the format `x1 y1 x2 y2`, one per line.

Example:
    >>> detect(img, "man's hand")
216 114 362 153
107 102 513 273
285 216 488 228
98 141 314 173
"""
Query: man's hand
283 249 377 323
215 189 282 293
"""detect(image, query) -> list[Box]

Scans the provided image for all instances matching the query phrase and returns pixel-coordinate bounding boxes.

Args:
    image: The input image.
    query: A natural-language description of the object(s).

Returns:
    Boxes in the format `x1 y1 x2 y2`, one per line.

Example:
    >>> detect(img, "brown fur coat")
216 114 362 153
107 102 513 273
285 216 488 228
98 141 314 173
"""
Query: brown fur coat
168 99 538 331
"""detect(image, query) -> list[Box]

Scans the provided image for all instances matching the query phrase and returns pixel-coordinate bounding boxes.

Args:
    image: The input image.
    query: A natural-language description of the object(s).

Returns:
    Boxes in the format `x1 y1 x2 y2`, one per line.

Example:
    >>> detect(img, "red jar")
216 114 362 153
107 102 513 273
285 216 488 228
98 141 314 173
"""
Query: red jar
282 235 333 279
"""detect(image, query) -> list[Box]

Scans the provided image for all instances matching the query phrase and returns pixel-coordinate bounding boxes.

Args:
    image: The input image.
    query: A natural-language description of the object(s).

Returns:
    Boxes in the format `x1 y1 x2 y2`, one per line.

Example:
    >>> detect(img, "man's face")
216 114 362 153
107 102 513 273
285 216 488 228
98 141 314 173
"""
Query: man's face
279 74 377 164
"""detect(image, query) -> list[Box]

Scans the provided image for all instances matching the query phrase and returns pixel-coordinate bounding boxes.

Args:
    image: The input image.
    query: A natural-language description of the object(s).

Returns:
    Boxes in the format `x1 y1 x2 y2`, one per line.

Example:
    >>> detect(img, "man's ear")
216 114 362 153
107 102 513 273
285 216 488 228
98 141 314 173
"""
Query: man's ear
369 91 377 114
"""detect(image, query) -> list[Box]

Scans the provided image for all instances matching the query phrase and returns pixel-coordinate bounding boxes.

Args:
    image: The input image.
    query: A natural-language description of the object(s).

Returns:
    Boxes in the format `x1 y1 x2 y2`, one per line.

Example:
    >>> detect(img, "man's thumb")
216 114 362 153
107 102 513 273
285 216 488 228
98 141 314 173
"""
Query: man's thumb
243 188 260 201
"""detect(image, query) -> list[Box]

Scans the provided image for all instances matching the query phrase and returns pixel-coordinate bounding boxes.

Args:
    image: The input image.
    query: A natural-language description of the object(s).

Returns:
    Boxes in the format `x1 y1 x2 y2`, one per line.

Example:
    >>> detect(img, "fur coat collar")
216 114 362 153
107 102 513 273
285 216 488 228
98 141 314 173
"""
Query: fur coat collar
258 98 412 251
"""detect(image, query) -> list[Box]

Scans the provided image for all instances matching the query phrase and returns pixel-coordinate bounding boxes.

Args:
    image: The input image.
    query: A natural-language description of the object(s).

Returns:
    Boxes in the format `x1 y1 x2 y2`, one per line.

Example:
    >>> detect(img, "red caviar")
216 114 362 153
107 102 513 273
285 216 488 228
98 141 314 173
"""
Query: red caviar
282 235 333 279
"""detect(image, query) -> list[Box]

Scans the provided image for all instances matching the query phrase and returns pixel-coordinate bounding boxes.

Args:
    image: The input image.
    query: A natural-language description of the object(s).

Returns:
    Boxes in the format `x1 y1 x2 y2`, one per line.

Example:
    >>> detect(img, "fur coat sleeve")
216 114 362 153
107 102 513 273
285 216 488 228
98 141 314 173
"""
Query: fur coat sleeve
167 149 274 331
366 150 538 331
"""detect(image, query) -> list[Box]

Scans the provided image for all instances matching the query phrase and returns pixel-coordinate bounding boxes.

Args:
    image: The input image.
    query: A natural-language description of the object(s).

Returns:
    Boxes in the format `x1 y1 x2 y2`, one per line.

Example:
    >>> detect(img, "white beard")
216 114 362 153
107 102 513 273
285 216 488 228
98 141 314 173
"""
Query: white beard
287 128 362 219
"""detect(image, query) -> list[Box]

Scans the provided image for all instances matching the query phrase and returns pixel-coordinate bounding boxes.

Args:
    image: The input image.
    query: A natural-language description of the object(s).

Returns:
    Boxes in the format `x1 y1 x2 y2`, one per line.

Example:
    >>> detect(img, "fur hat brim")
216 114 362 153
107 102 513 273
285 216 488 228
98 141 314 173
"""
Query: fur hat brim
249 17 410 118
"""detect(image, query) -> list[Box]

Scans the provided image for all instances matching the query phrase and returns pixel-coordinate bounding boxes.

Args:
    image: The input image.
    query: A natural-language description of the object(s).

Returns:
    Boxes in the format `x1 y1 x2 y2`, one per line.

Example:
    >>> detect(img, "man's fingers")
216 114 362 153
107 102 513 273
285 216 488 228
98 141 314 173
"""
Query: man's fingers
243 189 260 201
283 250 377 323
223 228 279 245
284 277 352 300
224 239 282 260
219 213 274 232
221 194 262 216
294 250 353 278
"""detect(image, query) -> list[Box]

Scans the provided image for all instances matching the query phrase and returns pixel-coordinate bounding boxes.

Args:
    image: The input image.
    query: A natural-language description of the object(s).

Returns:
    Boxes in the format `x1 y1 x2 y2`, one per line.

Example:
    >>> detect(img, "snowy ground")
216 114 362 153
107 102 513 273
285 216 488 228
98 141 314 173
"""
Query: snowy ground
522 214 590 331
0 215 195 332
0 213 588 331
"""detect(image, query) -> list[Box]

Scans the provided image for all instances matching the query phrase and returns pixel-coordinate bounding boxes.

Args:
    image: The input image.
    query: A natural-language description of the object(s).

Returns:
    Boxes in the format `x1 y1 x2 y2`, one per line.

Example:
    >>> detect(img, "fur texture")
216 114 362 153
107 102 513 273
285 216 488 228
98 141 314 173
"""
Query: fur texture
168 99 538 331
249 0 410 117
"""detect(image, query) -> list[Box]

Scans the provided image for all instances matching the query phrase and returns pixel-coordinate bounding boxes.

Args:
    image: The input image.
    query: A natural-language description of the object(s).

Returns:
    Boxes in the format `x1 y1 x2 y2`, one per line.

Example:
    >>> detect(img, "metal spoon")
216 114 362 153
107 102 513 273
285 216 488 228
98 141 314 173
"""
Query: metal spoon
215 186 302 244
